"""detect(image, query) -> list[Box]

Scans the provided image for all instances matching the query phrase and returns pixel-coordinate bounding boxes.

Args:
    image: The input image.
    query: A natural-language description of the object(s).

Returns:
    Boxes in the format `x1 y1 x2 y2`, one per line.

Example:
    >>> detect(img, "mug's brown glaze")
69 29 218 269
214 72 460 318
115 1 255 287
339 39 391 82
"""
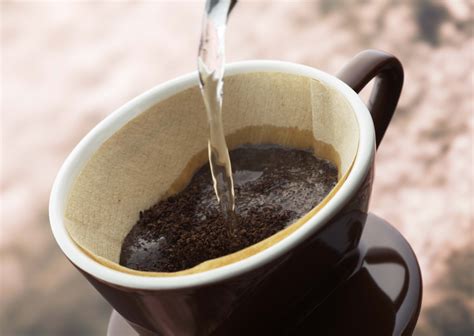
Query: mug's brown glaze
73 50 404 335
290 214 422 336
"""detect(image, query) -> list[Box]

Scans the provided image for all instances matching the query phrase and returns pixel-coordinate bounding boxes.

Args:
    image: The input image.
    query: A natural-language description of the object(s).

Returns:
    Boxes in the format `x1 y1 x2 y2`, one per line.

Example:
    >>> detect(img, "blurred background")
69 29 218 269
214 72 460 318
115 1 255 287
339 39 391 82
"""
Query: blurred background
1 0 473 335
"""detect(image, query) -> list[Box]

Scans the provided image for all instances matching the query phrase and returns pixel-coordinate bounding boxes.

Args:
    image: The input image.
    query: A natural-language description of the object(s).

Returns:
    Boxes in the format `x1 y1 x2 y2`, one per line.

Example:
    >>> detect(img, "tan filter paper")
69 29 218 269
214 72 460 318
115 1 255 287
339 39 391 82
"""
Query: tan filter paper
65 72 359 276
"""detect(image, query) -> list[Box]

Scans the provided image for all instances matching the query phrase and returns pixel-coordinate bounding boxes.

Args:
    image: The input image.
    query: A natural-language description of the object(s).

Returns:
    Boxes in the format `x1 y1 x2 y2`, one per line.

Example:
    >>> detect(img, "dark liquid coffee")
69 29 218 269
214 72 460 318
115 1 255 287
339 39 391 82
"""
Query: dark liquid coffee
120 144 338 272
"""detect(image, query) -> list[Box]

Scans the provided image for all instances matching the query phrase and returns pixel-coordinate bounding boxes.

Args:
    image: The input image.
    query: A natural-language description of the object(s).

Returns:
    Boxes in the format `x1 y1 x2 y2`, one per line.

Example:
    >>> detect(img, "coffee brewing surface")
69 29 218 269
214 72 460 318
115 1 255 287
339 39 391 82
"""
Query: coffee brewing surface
120 144 338 273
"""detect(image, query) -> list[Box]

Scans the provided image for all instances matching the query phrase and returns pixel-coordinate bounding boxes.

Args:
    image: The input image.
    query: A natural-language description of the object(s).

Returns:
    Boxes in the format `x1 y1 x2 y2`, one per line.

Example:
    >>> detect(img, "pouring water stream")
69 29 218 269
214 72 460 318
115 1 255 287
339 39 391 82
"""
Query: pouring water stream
198 0 237 220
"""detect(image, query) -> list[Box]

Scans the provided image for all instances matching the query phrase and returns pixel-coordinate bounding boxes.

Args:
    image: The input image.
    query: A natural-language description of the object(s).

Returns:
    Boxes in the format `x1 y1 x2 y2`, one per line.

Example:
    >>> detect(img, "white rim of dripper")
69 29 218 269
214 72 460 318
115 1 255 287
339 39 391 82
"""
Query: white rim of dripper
49 60 376 290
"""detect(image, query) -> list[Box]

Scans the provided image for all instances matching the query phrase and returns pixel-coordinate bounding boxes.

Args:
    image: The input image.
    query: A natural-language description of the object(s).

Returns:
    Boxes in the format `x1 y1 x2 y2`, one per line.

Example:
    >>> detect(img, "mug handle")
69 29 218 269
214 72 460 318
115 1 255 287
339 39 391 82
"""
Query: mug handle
337 49 404 148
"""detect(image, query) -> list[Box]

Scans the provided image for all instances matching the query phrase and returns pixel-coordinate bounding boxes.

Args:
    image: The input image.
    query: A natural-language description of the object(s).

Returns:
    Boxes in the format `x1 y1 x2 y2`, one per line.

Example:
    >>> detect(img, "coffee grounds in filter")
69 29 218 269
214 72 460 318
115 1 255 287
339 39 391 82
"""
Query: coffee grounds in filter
119 144 338 272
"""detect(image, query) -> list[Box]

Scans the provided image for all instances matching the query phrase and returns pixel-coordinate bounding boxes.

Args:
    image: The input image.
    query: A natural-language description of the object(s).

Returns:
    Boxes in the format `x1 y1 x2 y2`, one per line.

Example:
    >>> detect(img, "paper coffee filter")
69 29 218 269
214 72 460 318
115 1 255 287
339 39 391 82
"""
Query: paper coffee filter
65 72 359 276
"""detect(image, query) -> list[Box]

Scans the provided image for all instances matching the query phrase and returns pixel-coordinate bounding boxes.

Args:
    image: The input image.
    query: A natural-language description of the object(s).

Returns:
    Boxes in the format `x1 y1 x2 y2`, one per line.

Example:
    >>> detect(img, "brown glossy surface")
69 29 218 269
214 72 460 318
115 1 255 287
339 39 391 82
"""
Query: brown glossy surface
291 214 422 336
337 49 404 147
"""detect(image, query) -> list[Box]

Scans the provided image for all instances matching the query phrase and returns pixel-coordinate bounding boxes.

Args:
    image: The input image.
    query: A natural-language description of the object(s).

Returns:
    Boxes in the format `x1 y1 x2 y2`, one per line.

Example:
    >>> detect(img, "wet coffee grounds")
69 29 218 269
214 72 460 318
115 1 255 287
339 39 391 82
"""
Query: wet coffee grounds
119 144 338 272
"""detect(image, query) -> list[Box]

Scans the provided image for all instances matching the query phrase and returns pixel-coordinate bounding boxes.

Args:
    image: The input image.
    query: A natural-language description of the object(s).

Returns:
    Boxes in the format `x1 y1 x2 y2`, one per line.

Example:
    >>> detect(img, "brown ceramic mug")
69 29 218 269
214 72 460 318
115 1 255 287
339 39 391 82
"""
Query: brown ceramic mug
50 49 403 335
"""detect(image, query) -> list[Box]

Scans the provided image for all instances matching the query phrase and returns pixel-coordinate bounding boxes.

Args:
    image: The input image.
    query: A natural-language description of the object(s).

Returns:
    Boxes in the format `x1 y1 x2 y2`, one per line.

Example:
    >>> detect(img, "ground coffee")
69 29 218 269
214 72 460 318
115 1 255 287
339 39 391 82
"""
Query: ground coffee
119 144 338 272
